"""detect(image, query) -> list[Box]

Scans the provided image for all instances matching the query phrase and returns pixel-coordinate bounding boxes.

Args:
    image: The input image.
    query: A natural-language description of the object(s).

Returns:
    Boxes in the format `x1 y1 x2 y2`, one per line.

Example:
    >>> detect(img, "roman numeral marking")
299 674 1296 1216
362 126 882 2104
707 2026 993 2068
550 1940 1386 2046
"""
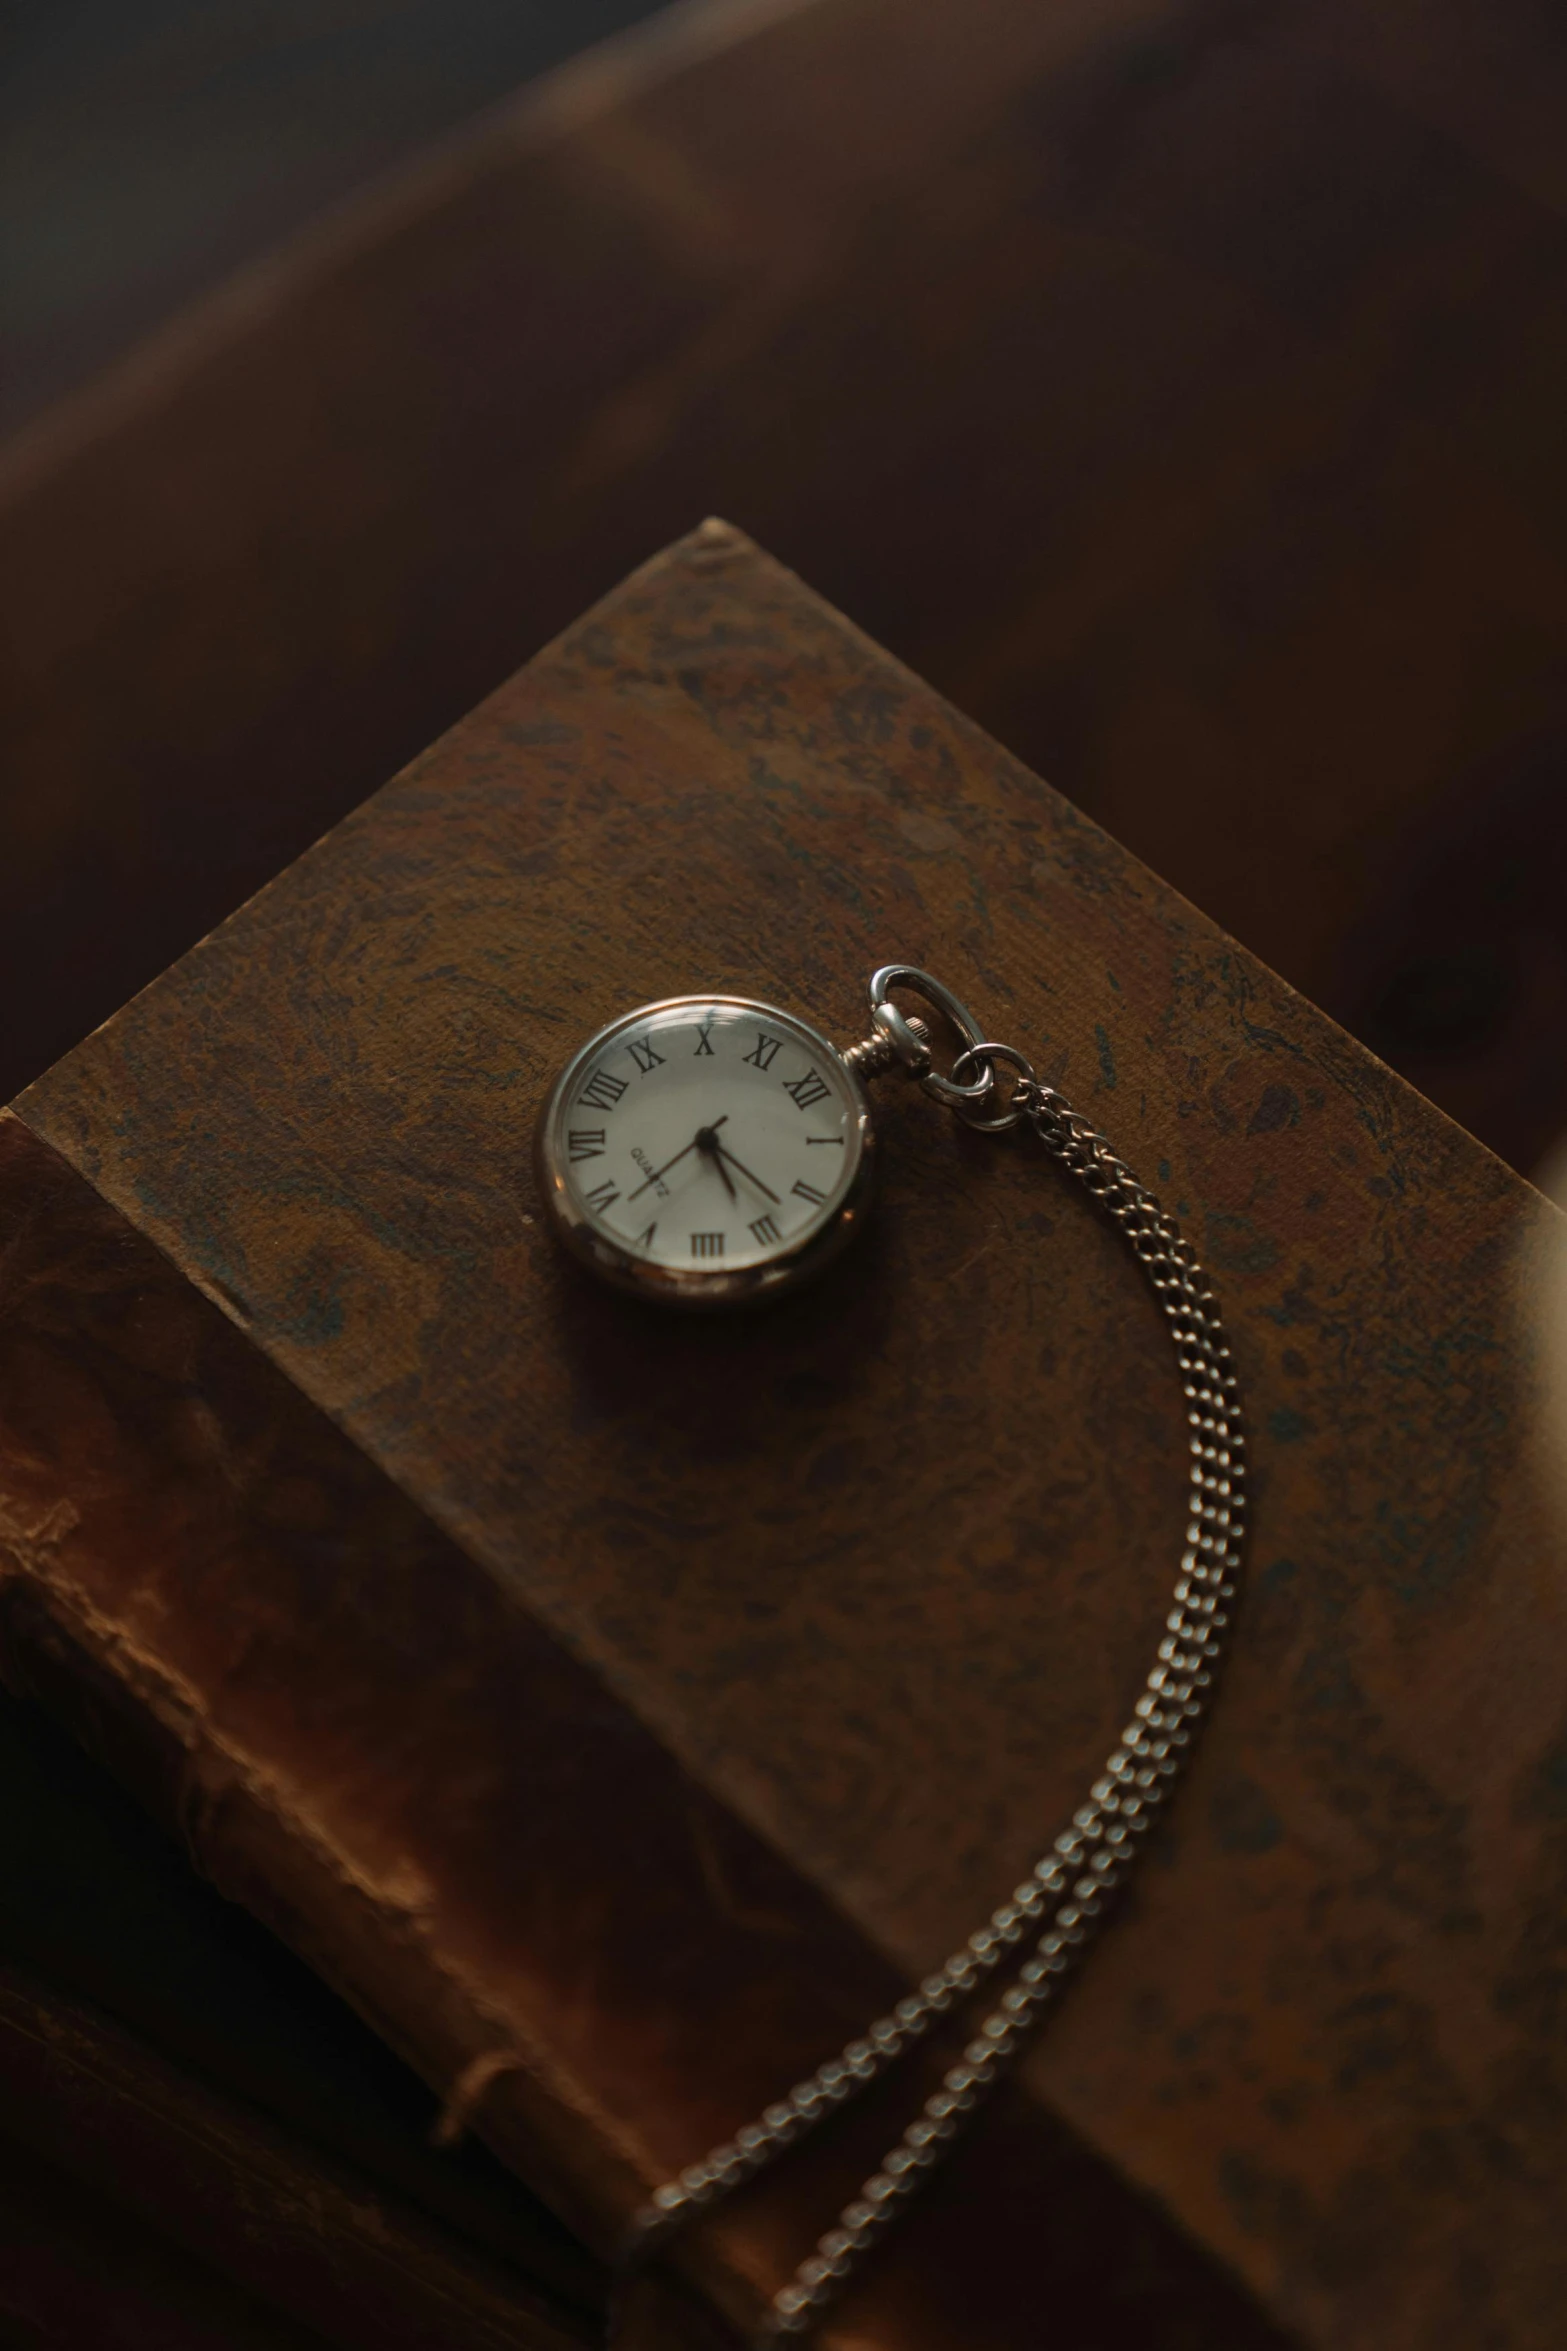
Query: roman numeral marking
742 1033 781 1072
579 1069 627 1111
628 1038 665 1075
791 1179 828 1206
748 1214 781 1246
690 1232 726 1258
783 1068 830 1111
583 1178 619 1214
634 1222 657 1250
693 1020 715 1056
567 1128 606 1162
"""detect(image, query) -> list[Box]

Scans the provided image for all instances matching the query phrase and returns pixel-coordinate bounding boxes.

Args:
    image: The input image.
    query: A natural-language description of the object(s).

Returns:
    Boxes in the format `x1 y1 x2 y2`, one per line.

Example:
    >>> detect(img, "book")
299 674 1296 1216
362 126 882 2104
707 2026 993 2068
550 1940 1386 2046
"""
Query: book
0 1689 599 2348
2 523 1560 2349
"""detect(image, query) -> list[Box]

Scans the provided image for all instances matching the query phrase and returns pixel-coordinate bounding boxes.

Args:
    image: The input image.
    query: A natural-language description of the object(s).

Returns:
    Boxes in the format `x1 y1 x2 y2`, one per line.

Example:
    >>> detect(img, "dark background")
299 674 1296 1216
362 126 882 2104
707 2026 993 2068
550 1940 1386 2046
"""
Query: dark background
6 0 1567 1184
1 0 674 434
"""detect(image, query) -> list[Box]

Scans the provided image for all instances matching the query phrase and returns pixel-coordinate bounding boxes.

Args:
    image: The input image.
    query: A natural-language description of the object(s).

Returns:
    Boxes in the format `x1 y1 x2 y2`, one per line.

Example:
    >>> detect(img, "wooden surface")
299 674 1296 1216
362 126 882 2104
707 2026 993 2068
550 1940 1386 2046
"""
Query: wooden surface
5 522 1565 2348
5 0 1567 1171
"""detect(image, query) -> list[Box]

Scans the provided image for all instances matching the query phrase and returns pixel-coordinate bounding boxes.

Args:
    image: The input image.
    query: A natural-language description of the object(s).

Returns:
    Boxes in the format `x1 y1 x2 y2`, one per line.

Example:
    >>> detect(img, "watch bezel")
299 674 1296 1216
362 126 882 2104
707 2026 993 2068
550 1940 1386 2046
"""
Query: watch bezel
535 993 875 1308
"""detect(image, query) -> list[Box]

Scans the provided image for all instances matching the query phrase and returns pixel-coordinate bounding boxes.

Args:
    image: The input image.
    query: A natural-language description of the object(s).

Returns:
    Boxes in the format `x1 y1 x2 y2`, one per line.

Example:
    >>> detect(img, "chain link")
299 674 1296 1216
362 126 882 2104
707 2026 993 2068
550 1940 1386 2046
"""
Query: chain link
616 1001 1246 2347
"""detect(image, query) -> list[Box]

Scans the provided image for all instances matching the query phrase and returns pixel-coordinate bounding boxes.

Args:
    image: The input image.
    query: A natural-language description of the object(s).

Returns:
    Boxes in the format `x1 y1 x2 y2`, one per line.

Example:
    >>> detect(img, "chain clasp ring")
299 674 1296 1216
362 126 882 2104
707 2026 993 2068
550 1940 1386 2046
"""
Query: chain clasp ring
950 1042 1037 1132
864 966 996 1109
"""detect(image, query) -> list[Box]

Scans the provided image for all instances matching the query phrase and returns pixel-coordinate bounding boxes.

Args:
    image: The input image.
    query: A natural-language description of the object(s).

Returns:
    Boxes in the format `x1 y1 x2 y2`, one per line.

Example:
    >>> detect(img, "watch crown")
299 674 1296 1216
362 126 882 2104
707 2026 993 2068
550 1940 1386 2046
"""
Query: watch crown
843 1016 929 1081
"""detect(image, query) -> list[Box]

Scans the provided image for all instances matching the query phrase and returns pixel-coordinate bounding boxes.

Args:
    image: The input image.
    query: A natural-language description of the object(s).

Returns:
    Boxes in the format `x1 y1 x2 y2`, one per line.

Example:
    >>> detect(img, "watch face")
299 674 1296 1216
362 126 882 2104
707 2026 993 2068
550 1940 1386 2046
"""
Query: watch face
537 996 873 1305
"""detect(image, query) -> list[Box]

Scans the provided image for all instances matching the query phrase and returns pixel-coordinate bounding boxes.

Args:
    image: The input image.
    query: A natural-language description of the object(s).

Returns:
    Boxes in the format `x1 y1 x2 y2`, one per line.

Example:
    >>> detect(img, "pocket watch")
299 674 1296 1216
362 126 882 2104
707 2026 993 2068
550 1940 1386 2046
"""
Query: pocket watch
536 969 976 1306
541 967 1249 2347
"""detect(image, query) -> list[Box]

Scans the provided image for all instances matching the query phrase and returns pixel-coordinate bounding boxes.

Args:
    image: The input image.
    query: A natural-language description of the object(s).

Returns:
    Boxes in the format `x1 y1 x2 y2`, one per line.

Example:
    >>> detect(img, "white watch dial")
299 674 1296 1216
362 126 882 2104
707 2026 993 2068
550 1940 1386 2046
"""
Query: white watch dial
546 998 865 1278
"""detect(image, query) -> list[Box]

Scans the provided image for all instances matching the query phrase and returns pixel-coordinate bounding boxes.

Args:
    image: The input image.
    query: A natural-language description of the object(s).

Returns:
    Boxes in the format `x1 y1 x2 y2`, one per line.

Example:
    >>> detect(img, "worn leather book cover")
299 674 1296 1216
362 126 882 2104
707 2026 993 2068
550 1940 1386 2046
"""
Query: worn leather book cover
1 524 1562 2351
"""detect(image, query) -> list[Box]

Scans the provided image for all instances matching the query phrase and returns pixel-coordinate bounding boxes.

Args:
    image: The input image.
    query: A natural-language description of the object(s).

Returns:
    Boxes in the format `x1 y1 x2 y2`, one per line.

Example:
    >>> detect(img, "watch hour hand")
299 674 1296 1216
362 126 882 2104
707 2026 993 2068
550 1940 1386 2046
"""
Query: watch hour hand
626 1114 728 1202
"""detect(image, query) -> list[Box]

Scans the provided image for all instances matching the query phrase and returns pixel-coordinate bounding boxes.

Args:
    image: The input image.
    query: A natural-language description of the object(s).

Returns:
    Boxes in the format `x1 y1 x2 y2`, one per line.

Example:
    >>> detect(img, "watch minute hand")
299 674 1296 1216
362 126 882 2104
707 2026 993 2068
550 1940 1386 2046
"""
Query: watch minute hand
626 1114 728 1201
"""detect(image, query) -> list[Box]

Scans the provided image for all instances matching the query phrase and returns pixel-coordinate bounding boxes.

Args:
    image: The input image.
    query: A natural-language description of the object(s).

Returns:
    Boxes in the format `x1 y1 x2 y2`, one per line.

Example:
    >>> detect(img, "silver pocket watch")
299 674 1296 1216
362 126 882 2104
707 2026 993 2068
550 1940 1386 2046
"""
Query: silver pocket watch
536 965 988 1306
540 963 1249 2346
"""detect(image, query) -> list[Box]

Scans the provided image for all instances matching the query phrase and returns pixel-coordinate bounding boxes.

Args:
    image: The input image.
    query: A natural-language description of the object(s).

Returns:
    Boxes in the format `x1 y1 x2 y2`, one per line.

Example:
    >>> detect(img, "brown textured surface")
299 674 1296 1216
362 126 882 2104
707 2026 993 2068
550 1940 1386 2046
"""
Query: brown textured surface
0 1105 1284 2350
5 0 1567 1172
8 522 1567 2346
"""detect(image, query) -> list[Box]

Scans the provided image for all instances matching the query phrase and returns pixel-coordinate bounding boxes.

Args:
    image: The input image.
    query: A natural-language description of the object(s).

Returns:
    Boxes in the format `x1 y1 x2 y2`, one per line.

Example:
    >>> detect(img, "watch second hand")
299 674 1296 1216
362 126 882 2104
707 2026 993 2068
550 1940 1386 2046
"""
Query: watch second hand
712 1138 780 1204
626 1115 728 1201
